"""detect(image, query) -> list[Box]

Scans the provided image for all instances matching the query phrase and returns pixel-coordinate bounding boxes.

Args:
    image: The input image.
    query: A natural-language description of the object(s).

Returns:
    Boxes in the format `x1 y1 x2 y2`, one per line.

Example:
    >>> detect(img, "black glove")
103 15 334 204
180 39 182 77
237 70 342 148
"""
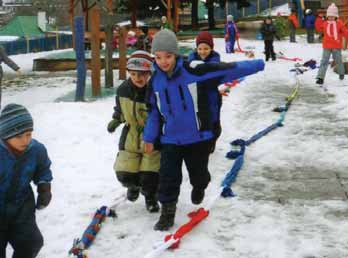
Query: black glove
107 119 121 133
36 183 52 210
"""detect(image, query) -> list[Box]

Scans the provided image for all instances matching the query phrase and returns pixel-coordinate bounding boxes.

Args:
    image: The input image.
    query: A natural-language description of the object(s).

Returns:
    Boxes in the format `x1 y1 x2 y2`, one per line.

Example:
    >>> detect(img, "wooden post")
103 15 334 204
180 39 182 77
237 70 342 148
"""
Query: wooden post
56 26 59 49
119 27 127 80
131 0 137 28
74 16 86 102
257 0 260 15
269 0 272 15
69 0 76 48
90 5 101 97
174 0 179 32
167 0 172 24
105 0 114 88
105 14 114 88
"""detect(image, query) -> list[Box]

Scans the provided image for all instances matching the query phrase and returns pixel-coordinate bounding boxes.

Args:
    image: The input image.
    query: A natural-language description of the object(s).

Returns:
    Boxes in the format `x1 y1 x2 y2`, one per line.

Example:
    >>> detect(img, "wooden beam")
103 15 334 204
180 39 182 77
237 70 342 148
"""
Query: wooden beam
107 0 113 11
174 0 179 32
70 0 75 48
167 0 172 24
119 27 127 80
131 0 137 28
90 5 101 97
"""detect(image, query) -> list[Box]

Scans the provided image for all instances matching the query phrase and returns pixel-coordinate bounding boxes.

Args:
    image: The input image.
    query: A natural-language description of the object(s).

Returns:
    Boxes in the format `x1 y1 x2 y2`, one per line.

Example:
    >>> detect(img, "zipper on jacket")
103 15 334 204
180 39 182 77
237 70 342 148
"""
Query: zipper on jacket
133 90 141 150
164 89 173 115
178 85 187 110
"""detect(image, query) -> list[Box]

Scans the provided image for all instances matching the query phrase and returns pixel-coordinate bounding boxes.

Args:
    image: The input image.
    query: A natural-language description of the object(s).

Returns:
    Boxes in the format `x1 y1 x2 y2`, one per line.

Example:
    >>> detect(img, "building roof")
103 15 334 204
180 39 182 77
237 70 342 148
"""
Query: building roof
0 16 44 37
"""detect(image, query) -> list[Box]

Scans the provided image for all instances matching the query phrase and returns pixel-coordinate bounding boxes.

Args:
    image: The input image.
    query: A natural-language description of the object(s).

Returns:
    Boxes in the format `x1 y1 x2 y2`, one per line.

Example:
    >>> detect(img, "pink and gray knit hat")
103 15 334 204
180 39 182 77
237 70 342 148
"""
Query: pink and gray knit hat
327 3 339 17
127 50 153 72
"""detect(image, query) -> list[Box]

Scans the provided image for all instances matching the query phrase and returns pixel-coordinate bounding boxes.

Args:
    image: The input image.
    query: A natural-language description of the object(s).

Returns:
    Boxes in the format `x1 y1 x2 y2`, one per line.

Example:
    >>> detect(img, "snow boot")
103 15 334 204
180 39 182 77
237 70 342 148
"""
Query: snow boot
316 78 324 85
154 202 176 231
339 74 344 80
191 188 205 205
271 54 276 61
127 186 140 202
145 195 160 213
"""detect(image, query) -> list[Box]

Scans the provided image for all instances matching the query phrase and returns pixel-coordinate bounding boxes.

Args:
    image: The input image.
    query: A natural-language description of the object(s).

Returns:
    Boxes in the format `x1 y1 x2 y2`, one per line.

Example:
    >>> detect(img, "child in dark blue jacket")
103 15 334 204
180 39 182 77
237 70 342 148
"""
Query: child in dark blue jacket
188 31 222 153
304 9 316 43
0 104 53 258
224 15 239 53
143 29 264 231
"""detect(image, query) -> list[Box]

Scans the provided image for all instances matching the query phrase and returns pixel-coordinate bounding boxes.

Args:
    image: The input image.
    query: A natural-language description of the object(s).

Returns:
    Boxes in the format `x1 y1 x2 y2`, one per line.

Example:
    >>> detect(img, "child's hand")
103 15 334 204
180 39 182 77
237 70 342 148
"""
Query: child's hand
36 183 52 210
144 142 154 153
107 119 120 133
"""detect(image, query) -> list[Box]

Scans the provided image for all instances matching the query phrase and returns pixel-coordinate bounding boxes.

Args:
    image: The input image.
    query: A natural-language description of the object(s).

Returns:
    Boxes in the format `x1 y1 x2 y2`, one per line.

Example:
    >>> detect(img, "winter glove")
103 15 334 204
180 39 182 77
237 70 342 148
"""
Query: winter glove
36 183 52 210
107 119 121 133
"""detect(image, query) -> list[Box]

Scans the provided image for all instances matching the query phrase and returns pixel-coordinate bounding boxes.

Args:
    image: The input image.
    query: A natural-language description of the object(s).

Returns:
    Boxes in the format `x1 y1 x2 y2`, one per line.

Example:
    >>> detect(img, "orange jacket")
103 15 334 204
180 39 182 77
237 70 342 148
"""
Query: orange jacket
288 14 299 28
316 19 348 49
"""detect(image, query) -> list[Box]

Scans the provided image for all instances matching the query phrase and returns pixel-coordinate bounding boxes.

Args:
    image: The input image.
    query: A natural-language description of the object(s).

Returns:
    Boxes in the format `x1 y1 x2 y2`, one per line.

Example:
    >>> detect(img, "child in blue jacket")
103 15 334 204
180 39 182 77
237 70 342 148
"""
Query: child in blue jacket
188 31 222 153
143 29 264 231
304 9 316 43
0 104 53 258
224 15 239 53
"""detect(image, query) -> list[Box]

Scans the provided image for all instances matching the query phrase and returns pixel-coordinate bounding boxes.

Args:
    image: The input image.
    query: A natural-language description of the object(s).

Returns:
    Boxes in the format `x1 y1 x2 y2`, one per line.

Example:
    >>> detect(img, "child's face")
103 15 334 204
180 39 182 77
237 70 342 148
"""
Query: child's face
129 71 151 88
154 51 176 72
327 16 336 21
6 131 32 153
197 43 212 60
266 19 272 24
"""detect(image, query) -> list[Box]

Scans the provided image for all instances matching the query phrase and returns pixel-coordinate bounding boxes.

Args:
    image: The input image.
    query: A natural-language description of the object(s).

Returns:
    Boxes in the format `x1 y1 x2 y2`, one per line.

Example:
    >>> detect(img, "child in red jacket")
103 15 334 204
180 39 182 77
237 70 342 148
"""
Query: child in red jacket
288 11 299 42
315 3 348 85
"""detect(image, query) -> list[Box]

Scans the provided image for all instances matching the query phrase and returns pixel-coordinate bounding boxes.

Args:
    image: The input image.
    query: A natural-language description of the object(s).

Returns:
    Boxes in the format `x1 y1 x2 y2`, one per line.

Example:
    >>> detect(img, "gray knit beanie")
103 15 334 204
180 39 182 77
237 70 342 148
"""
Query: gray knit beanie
0 104 33 140
151 29 179 55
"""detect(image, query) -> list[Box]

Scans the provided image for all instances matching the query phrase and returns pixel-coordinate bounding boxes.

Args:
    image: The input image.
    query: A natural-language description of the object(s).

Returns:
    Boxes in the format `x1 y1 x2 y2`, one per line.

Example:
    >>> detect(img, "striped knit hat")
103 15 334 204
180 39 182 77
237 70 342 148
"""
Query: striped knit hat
0 104 33 140
127 50 153 72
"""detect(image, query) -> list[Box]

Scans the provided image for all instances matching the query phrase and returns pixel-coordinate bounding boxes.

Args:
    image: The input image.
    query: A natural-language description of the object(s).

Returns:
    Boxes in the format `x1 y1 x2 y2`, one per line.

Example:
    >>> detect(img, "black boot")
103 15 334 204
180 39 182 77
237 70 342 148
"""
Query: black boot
191 188 205 205
339 74 344 80
316 78 324 85
127 186 140 202
154 202 176 231
145 195 159 213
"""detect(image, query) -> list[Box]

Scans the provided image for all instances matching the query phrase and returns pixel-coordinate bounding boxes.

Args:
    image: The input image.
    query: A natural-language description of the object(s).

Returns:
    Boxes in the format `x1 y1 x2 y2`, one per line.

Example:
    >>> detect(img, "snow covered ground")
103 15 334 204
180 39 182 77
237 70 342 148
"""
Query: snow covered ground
2 37 348 258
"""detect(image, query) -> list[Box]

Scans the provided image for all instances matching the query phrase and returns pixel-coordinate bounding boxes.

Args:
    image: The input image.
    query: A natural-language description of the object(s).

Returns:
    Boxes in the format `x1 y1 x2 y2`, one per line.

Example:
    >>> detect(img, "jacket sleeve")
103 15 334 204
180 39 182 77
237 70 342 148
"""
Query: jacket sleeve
112 93 125 122
0 47 19 71
315 18 324 32
34 144 53 185
143 85 161 144
187 59 265 85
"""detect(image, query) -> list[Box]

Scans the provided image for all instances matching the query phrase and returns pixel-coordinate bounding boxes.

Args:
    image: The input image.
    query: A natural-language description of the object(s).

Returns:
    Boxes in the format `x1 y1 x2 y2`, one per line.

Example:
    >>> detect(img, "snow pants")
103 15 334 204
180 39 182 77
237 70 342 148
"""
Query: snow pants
114 150 160 197
0 193 43 258
317 49 345 80
225 40 236 53
158 140 212 204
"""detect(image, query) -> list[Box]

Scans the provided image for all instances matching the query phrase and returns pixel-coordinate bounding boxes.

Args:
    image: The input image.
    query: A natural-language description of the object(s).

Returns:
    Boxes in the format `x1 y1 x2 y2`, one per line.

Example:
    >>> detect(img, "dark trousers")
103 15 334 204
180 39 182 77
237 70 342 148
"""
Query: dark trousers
116 171 159 197
264 40 275 60
289 24 296 42
158 140 212 204
0 194 43 258
306 28 314 43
